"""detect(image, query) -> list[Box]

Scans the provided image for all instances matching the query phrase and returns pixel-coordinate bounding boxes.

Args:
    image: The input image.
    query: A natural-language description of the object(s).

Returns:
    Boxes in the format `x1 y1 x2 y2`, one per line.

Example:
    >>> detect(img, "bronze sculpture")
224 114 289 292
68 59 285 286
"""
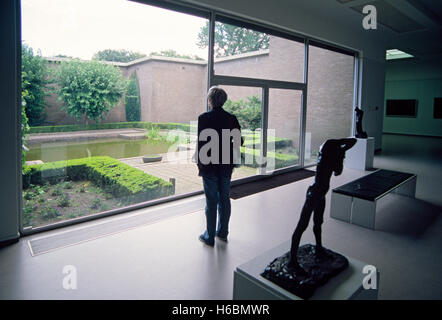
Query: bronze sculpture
262 138 357 299
287 138 357 271
355 107 368 138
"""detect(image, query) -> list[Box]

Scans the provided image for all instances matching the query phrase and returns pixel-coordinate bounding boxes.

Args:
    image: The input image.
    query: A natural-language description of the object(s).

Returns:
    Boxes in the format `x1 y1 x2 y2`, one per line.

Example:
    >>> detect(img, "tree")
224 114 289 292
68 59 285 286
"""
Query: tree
93 49 146 63
197 21 270 57
55 60 127 124
125 72 141 122
149 49 204 61
22 44 49 126
223 96 262 131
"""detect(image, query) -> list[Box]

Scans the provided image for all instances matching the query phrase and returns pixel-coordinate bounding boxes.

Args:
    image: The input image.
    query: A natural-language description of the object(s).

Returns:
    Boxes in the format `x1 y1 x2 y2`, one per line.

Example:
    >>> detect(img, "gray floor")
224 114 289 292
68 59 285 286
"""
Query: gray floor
0 133 441 300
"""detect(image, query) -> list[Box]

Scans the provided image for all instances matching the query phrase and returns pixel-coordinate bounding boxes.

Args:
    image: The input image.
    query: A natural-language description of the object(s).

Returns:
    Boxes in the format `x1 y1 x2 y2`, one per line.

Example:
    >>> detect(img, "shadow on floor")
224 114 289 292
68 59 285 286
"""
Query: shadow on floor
375 194 441 237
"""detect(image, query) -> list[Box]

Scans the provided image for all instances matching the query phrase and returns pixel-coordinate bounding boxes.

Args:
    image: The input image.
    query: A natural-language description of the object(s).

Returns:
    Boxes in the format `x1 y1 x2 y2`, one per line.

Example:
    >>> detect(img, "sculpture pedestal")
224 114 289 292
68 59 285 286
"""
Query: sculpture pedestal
344 137 374 171
233 241 379 300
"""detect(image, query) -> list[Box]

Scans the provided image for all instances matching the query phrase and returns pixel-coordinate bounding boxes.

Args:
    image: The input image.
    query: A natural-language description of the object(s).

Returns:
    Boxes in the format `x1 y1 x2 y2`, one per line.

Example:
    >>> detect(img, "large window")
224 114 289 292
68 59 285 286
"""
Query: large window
266 89 302 173
217 85 263 180
212 20 305 83
20 0 358 233
212 16 307 179
21 0 209 230
304 43 356 164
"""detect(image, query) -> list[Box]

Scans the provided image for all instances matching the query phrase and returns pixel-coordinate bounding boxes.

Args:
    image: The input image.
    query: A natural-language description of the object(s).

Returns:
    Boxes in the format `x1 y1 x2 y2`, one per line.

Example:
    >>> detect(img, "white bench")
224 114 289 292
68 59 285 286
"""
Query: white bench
330 169 417 229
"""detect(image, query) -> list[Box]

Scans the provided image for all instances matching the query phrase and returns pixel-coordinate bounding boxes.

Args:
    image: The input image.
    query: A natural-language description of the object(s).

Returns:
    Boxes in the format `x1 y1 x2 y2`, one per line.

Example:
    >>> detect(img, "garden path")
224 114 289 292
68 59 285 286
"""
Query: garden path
119 150 256 195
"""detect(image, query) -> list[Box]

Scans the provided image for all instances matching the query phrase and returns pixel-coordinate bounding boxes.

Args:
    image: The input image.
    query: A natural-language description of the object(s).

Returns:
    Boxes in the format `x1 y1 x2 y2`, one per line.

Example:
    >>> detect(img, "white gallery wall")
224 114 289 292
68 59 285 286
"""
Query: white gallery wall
383 58 442 137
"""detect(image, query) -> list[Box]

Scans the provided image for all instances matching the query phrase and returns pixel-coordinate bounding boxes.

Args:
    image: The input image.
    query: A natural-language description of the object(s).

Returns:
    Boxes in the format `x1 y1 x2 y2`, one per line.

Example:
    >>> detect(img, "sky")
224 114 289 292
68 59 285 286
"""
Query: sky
21 0 208 60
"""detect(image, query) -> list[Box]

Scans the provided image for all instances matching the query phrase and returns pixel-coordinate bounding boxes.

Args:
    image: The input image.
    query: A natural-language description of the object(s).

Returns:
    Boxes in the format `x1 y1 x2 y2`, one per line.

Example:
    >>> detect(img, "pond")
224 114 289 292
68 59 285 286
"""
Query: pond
25 138 174 162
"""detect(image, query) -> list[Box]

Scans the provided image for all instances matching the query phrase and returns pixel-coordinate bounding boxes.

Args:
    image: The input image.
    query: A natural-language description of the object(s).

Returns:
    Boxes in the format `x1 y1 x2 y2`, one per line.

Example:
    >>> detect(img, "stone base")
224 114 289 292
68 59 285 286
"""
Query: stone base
261 244 348 300
233 241 379 300
344 137 374 170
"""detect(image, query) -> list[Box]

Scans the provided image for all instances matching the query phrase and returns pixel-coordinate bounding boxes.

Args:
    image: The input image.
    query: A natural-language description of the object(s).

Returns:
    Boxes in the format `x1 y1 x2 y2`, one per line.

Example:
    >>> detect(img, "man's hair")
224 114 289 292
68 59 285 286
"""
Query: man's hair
208 86 227 109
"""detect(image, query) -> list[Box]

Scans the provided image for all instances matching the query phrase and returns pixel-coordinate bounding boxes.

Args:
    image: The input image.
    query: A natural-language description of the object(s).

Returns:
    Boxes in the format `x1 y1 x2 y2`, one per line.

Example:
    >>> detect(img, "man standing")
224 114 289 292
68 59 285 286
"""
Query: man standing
197 86 242 246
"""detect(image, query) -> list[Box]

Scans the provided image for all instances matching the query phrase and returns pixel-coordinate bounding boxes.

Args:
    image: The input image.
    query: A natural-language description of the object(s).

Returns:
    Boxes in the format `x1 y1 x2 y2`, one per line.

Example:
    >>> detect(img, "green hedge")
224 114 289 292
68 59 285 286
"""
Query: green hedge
240 147 298 169
242 135 293 149
29 122 147 133
23 156 174 203
29 122 196 134
154 122 195 132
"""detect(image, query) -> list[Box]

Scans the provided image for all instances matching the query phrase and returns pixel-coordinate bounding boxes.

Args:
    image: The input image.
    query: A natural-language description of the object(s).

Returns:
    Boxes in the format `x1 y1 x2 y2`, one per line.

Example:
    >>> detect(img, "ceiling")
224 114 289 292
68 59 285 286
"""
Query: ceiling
337 0 442 59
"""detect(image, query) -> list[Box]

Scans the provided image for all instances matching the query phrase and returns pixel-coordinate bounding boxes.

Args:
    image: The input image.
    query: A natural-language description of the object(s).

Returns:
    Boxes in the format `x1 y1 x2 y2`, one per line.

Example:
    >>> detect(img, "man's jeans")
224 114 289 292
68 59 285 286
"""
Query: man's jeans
201 167 233 242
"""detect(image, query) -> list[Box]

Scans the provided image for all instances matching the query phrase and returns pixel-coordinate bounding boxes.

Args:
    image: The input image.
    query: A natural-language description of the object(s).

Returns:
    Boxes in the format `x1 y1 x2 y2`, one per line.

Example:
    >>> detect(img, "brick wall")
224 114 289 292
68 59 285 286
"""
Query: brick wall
134 59 207 123
215 36 354 151
41 35 355 153
43 58 207 126
43 62 131 125
307 45 355 151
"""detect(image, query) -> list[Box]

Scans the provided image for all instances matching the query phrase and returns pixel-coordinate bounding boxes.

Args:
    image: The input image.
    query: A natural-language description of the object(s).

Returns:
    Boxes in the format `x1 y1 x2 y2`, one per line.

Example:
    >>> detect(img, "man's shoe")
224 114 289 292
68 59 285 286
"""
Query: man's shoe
215 232 228 242
199 234 214 247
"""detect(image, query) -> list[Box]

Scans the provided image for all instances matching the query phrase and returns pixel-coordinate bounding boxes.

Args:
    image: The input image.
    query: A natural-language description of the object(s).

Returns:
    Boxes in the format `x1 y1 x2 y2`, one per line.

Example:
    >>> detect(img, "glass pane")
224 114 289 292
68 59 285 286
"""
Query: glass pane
266 89 302 173
304 44 355 165
21 0 208 229
212 21 304 83
217 85 262 181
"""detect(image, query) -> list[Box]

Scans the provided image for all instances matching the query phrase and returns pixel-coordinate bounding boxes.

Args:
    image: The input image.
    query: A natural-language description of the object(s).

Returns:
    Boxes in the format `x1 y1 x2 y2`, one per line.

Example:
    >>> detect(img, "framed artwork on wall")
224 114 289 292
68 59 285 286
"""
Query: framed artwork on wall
434 97 442 119
386 99 418 117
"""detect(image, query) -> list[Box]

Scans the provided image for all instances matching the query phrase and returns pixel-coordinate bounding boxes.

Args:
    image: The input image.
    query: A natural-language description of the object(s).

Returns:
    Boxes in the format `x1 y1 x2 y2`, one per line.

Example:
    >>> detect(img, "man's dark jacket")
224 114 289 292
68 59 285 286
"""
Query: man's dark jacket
196 107 242 176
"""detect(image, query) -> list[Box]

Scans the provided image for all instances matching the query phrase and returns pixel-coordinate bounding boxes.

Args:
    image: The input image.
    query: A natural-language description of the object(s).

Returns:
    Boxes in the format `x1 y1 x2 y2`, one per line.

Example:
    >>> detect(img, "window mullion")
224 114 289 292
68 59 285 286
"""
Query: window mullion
299 39 309 169
260 85 269 175
207 11 216 111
